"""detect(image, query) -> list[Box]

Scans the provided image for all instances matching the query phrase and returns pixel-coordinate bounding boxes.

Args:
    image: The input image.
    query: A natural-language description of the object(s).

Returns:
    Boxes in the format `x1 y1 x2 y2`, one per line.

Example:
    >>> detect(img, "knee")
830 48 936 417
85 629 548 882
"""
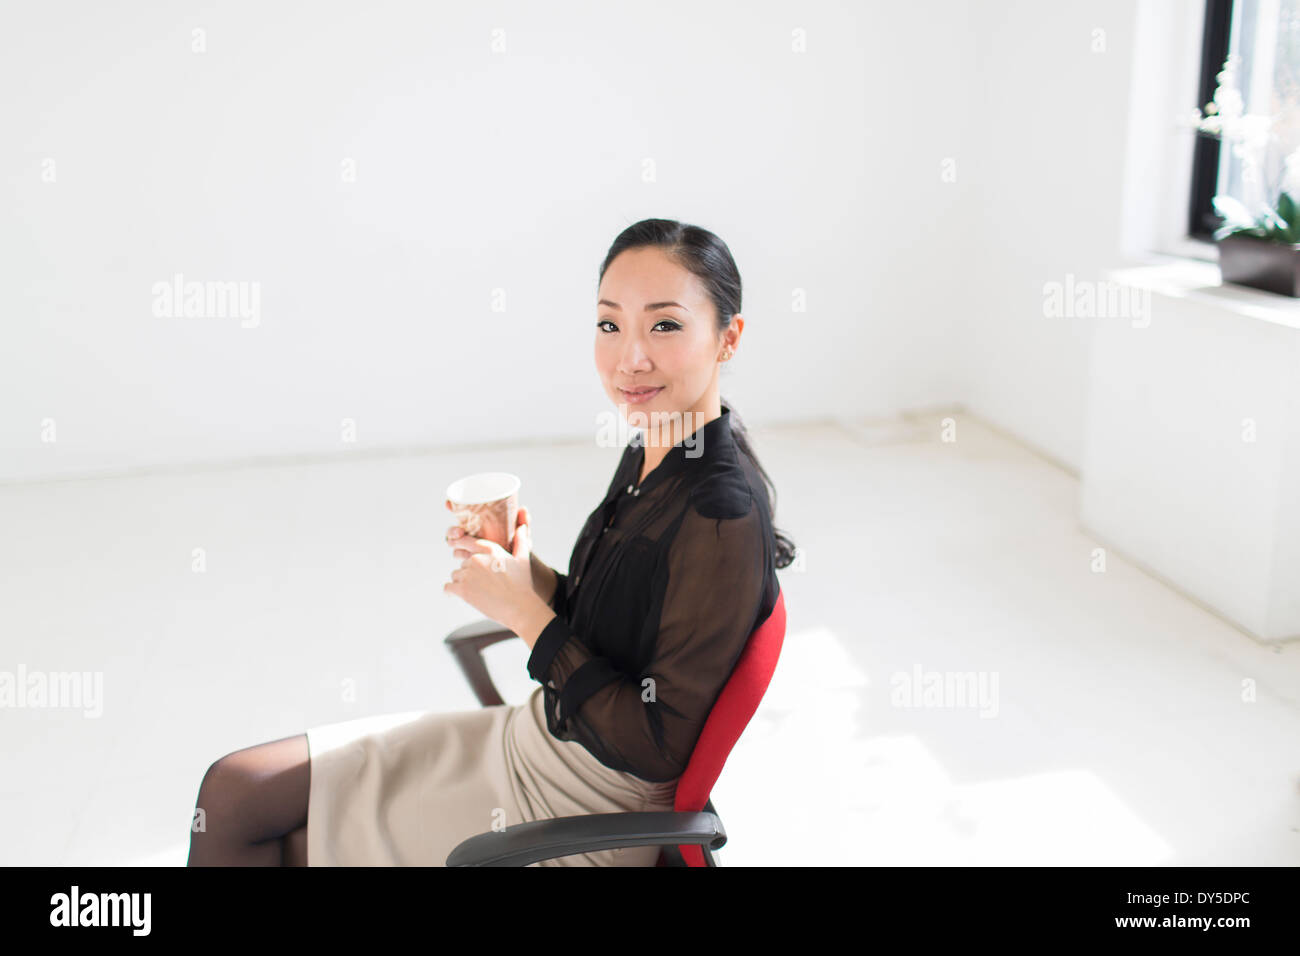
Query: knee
188 753 271 865
195 753 249 823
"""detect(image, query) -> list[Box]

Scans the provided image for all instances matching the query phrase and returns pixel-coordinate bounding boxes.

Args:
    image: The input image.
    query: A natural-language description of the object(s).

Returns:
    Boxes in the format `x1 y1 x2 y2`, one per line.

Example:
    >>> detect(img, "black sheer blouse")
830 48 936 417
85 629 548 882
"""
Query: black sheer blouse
526 404 781 783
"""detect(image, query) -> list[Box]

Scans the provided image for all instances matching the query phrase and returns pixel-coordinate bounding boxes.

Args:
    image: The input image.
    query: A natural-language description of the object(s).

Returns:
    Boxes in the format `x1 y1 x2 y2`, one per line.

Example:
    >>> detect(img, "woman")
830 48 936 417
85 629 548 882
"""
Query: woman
186 218 796 866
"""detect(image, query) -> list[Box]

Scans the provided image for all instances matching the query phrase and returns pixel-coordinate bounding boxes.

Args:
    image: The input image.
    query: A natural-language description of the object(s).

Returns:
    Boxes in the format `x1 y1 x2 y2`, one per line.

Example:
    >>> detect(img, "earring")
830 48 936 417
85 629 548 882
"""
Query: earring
720 349 733 361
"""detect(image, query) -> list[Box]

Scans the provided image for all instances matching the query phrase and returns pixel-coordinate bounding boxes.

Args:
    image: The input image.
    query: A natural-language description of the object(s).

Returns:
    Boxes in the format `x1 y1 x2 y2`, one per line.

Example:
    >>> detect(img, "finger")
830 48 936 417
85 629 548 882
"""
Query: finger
449 531 487 551
512 519 530 559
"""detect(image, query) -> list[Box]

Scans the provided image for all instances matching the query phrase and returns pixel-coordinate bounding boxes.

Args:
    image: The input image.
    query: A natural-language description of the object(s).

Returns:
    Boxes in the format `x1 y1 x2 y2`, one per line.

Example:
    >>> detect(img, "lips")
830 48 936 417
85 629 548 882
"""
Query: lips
619 385 664 404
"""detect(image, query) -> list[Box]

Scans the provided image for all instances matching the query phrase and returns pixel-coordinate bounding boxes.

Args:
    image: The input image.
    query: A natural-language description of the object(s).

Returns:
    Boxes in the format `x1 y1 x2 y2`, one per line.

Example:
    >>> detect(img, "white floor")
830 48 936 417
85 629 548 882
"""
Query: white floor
1 408 1297 866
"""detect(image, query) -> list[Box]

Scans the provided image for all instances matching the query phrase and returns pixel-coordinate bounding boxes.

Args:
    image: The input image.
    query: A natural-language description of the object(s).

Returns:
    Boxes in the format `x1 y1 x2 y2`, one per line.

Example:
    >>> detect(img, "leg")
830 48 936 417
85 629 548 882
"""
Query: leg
188 732 311 866
282 823 309 867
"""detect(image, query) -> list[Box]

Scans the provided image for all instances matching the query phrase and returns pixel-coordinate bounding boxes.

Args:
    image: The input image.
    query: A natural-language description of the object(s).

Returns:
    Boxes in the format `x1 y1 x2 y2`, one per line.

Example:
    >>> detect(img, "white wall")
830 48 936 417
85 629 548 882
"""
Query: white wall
1082 262 1300 642
2 0 986 484
952 0 1153 475
6 1 1212 487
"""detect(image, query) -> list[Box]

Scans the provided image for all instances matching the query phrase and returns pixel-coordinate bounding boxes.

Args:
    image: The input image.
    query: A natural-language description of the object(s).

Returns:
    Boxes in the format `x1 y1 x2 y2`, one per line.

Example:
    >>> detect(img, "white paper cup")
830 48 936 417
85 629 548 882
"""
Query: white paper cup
445 472 521 552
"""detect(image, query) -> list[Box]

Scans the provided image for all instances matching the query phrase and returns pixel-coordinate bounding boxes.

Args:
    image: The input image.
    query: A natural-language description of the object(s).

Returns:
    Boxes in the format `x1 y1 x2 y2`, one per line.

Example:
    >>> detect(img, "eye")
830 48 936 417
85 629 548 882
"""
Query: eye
595 319 682 333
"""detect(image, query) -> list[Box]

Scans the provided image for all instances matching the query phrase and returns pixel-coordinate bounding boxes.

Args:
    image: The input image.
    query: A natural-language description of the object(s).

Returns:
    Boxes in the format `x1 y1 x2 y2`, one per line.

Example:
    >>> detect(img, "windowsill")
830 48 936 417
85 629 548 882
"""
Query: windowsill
1155 235 1218 264
1106 256 1300 332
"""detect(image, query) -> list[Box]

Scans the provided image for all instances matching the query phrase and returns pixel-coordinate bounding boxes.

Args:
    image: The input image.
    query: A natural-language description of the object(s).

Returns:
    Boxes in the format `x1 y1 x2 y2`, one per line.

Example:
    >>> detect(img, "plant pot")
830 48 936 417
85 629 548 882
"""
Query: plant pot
1216 233 1300 297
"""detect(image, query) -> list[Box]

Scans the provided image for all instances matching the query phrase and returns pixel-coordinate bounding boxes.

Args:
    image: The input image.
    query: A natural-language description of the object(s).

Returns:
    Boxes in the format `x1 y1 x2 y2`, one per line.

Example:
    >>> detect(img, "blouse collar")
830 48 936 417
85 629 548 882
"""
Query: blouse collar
624 403 736 498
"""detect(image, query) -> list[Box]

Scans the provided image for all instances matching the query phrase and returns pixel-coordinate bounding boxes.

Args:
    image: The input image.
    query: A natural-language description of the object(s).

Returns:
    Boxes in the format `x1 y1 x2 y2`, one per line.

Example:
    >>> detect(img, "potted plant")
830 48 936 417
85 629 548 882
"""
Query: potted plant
1189 54 1300 296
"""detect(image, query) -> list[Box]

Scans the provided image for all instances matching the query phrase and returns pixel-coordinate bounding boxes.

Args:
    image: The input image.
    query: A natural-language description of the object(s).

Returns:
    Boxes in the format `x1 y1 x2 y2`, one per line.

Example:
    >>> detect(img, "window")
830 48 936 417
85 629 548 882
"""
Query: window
1188 0 1300 240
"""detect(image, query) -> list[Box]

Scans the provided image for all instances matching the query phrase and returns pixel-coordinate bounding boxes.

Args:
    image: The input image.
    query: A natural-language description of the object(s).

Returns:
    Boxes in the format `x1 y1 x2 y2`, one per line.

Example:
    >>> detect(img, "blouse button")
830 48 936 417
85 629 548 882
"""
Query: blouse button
626 484 634 494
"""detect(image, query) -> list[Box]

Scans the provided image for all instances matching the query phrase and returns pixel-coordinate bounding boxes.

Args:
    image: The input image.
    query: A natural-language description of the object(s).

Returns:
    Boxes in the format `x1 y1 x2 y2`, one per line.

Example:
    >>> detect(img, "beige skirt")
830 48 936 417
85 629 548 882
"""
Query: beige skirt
305 684 679 866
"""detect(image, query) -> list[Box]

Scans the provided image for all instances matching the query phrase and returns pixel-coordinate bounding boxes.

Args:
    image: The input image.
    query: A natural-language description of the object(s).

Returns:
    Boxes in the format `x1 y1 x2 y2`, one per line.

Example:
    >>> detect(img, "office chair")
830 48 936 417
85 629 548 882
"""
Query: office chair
441 588 787 866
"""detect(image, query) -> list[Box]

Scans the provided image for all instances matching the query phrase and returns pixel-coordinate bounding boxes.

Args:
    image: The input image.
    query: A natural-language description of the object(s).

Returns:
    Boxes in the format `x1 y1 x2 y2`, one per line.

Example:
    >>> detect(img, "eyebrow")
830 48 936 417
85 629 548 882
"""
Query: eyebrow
597 299 689 312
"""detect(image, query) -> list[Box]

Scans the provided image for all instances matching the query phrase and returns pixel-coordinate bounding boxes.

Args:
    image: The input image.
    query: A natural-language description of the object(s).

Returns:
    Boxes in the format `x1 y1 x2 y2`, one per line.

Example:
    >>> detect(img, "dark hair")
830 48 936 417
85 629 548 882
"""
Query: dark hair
597 217 798 570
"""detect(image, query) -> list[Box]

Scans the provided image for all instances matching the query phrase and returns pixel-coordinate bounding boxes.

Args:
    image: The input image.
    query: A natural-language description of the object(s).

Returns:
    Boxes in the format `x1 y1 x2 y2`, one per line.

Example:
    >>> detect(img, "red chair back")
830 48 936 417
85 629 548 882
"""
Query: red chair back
669 587 787 866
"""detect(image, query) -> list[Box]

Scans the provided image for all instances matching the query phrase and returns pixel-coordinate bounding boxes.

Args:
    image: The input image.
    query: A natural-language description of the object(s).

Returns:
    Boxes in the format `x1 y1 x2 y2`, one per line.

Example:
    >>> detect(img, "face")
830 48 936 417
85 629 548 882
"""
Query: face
595 246 742 441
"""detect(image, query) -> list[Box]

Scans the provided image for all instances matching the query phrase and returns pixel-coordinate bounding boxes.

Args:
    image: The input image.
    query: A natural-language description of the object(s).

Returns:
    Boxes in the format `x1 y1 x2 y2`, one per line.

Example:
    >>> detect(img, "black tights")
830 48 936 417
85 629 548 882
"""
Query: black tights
187 732 311 866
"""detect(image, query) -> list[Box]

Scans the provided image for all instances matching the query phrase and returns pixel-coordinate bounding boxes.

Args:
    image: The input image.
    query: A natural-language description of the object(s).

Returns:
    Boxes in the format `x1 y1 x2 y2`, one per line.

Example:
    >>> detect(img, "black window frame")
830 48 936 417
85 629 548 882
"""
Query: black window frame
1188 0 1235 242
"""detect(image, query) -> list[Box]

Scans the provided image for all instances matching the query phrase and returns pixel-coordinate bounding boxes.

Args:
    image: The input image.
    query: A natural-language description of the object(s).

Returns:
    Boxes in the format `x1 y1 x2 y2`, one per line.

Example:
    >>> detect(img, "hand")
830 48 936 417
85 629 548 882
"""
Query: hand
443 507 539 633
444 504 532 562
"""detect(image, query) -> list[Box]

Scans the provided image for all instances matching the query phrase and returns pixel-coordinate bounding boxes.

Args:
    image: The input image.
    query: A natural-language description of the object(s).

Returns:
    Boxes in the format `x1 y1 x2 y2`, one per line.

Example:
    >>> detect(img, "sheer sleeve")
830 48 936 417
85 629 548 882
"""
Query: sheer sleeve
526 496 768 782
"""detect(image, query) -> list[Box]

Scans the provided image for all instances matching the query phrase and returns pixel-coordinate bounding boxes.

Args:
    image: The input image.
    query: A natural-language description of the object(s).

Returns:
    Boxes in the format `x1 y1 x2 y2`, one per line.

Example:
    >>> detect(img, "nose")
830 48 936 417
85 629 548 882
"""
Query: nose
617 336 652 375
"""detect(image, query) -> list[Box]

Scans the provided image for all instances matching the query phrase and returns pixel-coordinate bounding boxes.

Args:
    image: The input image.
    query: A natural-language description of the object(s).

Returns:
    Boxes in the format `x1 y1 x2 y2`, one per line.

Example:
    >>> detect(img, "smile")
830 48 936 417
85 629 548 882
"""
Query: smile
619 386 663 404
